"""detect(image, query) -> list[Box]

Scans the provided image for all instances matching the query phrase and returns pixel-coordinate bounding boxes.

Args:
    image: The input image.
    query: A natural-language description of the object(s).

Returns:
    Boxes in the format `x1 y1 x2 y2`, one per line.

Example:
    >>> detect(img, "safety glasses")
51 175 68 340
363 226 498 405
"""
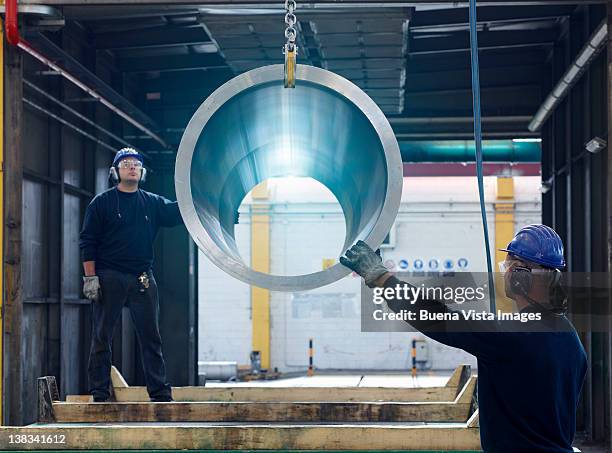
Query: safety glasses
498 260 550 275
118 159 143 169
498 261 509 273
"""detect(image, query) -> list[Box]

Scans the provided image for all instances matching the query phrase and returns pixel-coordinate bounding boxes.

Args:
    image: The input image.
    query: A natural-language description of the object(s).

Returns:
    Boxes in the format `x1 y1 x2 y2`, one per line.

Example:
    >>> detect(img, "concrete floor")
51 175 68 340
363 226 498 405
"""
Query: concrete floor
206 370 455 387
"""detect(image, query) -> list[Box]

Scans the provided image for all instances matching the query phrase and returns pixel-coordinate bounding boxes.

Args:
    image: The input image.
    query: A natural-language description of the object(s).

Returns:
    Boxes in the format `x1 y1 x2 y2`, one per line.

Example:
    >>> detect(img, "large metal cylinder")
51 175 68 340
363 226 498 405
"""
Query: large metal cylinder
175 64 402 291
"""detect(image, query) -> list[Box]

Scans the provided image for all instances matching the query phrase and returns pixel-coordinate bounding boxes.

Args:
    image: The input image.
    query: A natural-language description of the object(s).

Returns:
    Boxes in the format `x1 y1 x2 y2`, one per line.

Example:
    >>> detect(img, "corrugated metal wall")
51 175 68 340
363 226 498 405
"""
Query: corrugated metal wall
14 24 107 424
540 4 609 444
4 23 196 425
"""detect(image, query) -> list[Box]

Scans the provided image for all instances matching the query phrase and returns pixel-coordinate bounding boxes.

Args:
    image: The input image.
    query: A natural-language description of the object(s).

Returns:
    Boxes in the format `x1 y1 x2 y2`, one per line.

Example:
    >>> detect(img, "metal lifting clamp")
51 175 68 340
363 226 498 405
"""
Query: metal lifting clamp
283 0 298 88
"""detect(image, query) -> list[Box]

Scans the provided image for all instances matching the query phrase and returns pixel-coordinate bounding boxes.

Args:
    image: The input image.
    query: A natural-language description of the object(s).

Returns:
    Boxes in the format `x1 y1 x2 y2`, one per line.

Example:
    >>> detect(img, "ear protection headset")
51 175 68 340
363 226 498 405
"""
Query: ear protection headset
509 266 562 295
509 265 565 314
509 265 533 296
109 165 147 184
109 148 147 185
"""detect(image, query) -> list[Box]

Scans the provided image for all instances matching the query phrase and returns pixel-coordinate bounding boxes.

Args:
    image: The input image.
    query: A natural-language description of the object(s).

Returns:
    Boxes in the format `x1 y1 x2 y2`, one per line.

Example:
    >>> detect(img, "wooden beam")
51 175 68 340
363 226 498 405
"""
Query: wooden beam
37 377 60 423
52 379 477 424
0 423 481 450
112 385 461 402
65 395 93 403
467 408 480 428
110 366 129 388
0 17 4 426
446 364 470 388
3 35 24 426
108 365 471 402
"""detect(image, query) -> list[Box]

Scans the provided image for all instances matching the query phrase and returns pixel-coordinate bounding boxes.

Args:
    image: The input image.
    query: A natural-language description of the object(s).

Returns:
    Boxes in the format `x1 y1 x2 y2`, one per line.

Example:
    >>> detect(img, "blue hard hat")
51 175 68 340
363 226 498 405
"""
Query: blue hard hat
500 224 565 269
112 147 143 167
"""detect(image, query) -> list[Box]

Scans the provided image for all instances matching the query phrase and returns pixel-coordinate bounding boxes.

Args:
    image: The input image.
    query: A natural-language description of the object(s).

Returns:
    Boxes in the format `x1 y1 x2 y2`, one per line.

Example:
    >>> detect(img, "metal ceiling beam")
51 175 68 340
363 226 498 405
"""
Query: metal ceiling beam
94 25 212 50
22 31 165 143
406 49 546 73
118 53 228 72
529 20 607 131
403 84 541 98
404 65 543 89
388 115 532 125
395 132 540 139
143 71 233 91
19 0 610 5
410 5 576 30
409 29 558 55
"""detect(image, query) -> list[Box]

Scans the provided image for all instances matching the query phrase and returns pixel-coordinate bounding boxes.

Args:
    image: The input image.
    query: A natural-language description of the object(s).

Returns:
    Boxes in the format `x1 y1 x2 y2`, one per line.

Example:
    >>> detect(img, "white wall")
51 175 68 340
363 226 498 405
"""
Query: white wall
198 176 541 371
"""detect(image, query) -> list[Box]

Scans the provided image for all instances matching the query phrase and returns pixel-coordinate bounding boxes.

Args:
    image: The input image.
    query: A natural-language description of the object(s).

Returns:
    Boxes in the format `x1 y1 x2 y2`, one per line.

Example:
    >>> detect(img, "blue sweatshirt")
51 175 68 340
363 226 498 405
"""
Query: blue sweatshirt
79 187 183 275
383 275 587 453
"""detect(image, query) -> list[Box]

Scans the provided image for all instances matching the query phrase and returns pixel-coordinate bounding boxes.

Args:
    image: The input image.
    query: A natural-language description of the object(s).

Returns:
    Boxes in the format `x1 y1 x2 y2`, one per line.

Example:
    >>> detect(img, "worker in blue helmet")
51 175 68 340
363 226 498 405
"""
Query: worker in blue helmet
499 224 568 314
341 224 586 453
79 147 184 402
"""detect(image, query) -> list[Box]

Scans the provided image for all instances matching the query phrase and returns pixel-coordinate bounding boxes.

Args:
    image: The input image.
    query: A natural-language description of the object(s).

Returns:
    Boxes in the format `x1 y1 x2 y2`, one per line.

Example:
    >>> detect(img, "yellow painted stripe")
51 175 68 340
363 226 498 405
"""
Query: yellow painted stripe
251 181 270 370
495 177 514 313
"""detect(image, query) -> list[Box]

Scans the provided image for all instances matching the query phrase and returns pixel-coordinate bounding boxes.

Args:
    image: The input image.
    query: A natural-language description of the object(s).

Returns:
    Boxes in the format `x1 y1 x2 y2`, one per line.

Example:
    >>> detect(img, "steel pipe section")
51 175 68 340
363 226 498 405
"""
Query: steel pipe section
175 64 402 291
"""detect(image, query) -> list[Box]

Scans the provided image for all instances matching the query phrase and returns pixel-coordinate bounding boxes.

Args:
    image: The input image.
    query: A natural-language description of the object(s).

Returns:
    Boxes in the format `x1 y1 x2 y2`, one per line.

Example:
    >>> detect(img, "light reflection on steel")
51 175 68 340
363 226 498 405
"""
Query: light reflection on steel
175 64 402 291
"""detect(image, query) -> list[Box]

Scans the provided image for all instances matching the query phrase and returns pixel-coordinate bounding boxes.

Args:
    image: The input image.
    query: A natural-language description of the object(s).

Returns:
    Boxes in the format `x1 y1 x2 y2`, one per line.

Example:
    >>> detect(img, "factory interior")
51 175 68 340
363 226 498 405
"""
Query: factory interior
1 0 612 451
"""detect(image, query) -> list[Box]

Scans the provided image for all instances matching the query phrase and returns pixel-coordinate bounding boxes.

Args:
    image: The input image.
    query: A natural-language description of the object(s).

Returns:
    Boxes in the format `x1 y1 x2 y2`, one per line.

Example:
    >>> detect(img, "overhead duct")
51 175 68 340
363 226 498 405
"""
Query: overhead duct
399 140 541 162
529 21 607 132
175 64 403 291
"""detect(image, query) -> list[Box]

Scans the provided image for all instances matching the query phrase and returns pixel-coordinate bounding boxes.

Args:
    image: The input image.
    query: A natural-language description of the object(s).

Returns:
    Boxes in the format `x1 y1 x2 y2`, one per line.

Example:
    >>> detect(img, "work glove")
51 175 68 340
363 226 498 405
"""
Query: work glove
340 240 388 288
83 276 101 301
234 211 240 224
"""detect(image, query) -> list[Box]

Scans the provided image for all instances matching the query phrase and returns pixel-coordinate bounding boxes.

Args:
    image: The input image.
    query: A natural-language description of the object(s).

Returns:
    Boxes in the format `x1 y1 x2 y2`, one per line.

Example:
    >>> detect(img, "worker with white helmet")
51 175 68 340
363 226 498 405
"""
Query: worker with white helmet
79 148 182 402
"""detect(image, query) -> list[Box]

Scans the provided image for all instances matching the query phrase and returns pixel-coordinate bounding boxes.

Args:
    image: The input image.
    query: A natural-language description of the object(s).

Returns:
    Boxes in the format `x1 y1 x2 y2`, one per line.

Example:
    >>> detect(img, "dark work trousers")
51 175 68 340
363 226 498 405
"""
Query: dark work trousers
88 268 171 401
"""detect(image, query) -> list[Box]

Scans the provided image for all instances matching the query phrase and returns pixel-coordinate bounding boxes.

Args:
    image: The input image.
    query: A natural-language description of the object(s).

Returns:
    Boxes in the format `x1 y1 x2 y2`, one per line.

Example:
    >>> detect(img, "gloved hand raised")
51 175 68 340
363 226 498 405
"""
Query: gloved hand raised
340 240 389 288
83 276 101 301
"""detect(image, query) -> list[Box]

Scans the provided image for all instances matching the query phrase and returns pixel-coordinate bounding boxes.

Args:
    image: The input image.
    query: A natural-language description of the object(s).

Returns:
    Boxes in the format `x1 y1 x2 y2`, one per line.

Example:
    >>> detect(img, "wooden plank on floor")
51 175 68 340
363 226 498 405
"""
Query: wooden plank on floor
0 424 482 450
65 395 93 403
446 365 470 388
110 365 471 403
50 397 475 423
110 366 128 388
113 384 460 402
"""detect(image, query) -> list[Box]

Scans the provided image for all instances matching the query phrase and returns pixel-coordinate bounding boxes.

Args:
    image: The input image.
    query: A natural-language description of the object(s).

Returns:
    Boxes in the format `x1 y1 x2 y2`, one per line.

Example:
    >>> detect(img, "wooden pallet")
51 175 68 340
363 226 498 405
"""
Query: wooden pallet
11 371 481 451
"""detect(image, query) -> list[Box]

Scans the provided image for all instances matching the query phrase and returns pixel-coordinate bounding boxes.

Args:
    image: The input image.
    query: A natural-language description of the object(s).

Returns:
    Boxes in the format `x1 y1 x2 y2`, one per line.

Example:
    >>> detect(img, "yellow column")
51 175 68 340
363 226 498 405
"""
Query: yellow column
495 177 514 313
0 17 5 424
251 181 270 369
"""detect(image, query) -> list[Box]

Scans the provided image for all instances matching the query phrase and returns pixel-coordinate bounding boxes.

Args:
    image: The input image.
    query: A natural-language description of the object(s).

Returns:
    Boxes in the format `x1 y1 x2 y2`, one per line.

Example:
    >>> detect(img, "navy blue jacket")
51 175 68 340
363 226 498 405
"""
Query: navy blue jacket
383 275 587 453
79 187 183 275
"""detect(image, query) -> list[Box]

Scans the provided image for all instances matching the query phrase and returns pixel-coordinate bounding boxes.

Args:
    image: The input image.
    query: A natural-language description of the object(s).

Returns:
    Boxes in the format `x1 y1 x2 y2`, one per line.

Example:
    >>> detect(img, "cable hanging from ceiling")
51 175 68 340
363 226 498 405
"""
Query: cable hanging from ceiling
469 0 496 311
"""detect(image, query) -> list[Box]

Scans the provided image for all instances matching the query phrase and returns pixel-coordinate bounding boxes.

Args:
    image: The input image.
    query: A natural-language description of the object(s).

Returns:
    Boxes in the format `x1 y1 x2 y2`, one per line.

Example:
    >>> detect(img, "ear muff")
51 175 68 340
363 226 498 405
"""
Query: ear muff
510 267 532 296
109 166 119 184
549 269 567 314
549 269 562 288
109 165 146 184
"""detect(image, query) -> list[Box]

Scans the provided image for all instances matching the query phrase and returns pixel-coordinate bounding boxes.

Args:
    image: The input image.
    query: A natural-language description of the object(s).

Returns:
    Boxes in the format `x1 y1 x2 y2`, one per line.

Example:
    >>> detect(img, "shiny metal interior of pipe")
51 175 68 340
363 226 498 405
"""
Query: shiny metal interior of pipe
175 64 403 291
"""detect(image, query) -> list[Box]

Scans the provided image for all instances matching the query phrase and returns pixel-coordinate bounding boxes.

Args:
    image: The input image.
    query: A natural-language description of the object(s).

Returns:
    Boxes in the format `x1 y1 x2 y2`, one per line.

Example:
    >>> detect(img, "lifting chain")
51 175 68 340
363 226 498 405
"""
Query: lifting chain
283 0 298 88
